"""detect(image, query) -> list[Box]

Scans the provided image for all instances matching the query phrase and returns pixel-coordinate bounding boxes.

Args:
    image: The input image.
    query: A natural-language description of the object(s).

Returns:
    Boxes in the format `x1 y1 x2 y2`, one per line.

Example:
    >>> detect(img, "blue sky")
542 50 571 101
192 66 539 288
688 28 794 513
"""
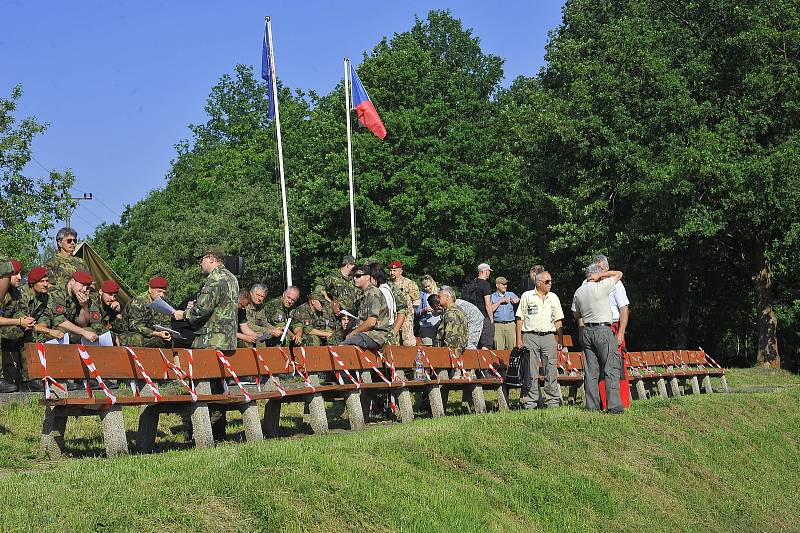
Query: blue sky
2 1 565 239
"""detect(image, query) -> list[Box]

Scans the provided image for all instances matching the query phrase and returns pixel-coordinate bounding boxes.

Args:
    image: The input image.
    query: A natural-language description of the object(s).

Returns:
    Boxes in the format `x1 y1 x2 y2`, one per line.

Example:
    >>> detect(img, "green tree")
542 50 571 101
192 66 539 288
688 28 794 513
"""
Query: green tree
0 86 75 264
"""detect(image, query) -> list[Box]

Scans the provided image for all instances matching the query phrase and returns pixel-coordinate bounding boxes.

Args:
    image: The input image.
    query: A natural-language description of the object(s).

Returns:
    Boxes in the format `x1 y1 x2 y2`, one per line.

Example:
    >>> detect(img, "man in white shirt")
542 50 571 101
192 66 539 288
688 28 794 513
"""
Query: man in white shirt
593 255 629 348
515 271 565 409
572 264 624 413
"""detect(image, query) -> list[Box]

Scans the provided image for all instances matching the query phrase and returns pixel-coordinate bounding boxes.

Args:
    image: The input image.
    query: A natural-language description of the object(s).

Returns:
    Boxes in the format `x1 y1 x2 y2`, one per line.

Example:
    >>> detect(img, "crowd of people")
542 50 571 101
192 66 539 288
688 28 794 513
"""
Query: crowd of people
0 226 630 414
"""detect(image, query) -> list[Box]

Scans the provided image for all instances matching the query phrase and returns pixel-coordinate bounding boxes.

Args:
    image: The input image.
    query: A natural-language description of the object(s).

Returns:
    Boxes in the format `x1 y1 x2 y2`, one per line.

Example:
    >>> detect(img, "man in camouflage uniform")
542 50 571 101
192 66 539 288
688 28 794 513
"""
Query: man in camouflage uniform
342 264 390 350
0 260 32 391
48 270 105 343
315 255 359 315
435 286 469 358
118 276 173 347
388 260 421 346
7 266 64 389
386 279 411 346
173 245 239 439
259 286 300 347
239 283 273 344
44 227 90 287
291 290 336 346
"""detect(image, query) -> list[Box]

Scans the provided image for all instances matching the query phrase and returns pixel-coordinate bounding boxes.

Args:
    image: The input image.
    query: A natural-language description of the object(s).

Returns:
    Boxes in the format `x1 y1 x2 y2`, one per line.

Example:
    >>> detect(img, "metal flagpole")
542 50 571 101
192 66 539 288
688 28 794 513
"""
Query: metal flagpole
344 58 357 259
267 17 293 287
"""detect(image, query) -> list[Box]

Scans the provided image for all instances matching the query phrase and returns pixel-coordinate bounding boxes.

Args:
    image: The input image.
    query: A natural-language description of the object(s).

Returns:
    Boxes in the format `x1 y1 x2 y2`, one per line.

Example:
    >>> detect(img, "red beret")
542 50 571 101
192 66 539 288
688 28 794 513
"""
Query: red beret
149 276 168 289
27 266 48 285
387 260 403 269
71 270 94 285
10 260 23 274
101 279 120 294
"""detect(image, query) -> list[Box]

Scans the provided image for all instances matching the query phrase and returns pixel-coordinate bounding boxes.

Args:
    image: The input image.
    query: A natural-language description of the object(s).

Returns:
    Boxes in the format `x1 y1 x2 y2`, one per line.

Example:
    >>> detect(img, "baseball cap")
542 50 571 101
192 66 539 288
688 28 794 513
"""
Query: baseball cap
496 276 508 285
477 263 492 272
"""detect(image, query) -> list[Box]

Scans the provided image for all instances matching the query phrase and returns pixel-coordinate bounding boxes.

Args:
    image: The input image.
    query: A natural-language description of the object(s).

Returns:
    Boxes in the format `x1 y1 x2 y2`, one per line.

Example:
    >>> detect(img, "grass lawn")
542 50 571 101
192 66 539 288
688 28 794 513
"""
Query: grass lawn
0 367 797 532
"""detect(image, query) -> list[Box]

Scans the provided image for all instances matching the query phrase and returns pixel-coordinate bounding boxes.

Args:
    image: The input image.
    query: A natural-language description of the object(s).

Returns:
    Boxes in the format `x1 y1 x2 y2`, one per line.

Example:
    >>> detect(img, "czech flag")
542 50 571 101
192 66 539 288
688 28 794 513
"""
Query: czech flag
350 65 386 140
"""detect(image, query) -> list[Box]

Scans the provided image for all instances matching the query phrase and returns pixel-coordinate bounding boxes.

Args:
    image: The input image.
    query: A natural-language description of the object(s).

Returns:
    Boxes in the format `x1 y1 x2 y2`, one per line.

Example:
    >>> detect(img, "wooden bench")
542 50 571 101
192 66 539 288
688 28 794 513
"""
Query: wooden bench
625 349 728 398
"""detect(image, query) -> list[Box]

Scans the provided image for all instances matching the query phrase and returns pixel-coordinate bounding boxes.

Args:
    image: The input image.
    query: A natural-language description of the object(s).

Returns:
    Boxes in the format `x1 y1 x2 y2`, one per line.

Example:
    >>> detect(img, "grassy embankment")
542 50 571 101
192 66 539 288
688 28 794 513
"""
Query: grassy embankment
0 368 797 532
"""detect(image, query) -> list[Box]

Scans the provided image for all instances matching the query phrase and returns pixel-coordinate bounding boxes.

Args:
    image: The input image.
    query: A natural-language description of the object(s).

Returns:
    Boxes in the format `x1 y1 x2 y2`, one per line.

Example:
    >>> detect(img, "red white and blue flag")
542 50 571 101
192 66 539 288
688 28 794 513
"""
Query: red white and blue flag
350 65 386 140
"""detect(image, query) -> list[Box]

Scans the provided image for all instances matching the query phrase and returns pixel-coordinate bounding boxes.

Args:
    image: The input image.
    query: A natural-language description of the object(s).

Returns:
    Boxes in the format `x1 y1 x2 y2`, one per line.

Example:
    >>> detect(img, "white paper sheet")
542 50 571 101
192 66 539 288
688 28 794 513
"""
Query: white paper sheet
146 298 176 316
45 332 70 345
81 331 113 347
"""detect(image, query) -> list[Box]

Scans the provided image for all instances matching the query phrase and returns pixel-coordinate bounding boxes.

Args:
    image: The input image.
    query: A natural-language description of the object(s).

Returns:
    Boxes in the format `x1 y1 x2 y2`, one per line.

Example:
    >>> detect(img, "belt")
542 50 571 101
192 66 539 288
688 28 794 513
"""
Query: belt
584 322 611 327
494 321 514 324
523 331 555 336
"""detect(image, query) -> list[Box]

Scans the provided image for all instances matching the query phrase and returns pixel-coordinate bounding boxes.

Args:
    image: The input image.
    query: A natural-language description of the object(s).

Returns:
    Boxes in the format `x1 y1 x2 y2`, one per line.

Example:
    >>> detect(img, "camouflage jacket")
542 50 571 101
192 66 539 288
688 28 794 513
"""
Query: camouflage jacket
121 291 169 338
0 286 25 341
259 297 293 332
356 284 390 347
99 301 126 333
244 301 276 333
316 269 359 312
436 305 468 356
389 275 421 313
291 300 336 335
8 286 57 343
184 265 239 350
44 254 90 287
48 284 104 335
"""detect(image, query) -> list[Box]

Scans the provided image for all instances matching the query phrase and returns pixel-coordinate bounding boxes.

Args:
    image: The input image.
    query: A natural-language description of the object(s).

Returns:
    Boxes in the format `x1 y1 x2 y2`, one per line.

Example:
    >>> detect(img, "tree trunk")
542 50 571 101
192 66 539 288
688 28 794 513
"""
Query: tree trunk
754 253 780 368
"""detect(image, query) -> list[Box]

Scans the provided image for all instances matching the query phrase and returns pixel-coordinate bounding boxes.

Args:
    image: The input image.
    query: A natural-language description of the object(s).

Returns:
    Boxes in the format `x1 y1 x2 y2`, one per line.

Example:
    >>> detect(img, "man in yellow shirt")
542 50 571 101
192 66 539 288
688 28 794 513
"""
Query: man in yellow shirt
515 270 564 409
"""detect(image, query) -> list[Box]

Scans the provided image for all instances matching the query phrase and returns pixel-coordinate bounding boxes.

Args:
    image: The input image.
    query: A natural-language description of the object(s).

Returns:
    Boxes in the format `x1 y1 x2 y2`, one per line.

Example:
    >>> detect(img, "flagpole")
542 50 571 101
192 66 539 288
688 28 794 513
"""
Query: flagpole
267 16 293 287
344 58 357 259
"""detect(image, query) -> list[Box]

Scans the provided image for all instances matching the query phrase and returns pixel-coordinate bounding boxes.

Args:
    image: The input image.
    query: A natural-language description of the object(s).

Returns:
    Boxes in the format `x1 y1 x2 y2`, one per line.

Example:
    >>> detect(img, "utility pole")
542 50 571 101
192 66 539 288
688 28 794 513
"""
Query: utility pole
65 192 93 228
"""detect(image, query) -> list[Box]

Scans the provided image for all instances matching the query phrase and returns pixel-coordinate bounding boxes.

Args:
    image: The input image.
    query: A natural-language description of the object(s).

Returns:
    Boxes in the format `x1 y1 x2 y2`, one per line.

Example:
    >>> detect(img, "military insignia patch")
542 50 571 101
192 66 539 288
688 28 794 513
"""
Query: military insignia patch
55 304 65 313
277 314 283 321
303 319 311 326
92 311 100 321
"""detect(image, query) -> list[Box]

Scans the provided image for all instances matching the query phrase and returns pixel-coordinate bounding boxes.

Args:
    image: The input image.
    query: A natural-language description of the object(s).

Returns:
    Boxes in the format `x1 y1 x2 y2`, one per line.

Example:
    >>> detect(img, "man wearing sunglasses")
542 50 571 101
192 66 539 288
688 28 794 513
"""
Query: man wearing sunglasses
44 227 90 287
341 264 390 351
515 270 565 409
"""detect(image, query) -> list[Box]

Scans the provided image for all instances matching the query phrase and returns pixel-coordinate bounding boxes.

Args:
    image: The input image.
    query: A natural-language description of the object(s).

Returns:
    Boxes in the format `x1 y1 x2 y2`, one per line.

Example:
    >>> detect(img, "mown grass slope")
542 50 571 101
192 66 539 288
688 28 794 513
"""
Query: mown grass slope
0 368 797 532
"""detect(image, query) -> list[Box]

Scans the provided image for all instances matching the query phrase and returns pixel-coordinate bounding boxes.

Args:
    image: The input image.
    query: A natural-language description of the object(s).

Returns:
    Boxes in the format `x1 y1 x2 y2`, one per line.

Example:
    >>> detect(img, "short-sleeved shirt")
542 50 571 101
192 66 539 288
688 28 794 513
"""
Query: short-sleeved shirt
516 290 565 332
572 279 629 322
490 291 518 322
474 279 493 318
356 284 390 347
455 298 485 348
417 291 441 328
571 278 618 324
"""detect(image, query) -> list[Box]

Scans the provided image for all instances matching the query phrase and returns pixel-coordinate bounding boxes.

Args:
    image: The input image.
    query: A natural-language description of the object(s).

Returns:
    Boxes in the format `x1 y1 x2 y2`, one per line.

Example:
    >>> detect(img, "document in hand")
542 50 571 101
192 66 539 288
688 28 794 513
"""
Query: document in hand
153 324 185 340
81 331 113 347
45 333 70 345
147 298 176 316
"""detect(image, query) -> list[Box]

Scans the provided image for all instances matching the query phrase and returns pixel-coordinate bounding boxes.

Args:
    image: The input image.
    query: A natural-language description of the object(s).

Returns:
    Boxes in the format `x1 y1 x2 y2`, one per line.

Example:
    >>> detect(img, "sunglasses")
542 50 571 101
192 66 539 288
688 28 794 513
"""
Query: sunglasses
353 273 366 278
542 280 553 284
63 238 77 243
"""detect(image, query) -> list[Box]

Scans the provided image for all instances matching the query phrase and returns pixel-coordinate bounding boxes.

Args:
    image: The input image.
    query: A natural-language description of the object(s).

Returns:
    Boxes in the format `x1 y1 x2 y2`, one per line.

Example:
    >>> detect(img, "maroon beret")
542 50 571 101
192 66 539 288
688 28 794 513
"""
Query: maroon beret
149 276 168 289
387 260 403 269
101 279 120 294
10 259 23 274
27 266 48 285
72 270 94 285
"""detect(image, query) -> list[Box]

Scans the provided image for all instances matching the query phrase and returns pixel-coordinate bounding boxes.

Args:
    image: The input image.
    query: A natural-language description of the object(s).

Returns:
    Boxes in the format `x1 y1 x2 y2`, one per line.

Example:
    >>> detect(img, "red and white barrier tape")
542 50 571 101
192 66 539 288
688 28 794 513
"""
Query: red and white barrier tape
355 347 392 385
328 347 360 388
160 349 197 401
421 349 440 383
700 347 723 369
380 349 405 386
482 350 504 382
125 347 162 400
35 342 67 400
448 348 471 381
251 348 287 396
297 347 316 391
215 350 253 402
77 346 117 405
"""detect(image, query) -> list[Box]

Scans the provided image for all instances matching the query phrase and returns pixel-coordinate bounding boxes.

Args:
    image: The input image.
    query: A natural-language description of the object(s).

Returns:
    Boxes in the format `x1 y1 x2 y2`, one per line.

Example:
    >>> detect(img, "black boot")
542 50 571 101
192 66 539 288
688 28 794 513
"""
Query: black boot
0 379 18 393
24 380 45 393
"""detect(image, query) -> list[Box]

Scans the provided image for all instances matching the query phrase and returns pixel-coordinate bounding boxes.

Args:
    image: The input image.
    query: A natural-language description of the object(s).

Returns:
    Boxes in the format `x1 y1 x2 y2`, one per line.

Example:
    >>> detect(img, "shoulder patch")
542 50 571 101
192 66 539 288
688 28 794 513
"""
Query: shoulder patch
91 311 100 321
55 304 65 313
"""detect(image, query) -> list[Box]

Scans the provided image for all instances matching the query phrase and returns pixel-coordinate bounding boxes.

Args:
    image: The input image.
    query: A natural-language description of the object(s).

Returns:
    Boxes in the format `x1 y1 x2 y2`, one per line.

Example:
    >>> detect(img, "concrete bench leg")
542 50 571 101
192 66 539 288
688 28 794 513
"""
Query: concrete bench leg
657 378 669 398
136 385 160 452
496 384 510 411
670 377 682 397
41 406 68 459
358 371 374 421
719 374 729 393
438 370 451 411
690 376 701 395
189 381 214 448
240 402 263 442
346 391 365 430
306 374 328 435
262 400 282 438
395 370 414 423
469 384 487 414
427 384 445 418
702 375 713 394
100 404 129 458
635 380 648 400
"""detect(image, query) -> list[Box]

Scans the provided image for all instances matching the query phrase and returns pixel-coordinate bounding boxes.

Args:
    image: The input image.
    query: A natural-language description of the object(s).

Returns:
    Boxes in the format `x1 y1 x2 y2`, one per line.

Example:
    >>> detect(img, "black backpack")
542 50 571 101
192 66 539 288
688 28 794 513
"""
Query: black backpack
504 346 530 388
461 278 481 307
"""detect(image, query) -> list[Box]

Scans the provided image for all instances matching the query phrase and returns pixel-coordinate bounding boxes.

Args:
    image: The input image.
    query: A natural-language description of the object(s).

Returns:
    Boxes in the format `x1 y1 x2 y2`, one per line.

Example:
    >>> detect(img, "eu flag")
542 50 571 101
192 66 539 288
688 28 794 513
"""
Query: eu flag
261 20 276 121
